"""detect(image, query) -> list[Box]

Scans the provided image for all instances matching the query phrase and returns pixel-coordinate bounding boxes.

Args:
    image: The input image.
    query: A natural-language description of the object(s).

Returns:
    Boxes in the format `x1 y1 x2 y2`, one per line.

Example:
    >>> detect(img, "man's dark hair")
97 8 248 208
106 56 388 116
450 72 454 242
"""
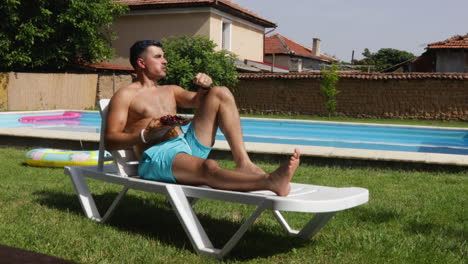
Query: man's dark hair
129 40 163 69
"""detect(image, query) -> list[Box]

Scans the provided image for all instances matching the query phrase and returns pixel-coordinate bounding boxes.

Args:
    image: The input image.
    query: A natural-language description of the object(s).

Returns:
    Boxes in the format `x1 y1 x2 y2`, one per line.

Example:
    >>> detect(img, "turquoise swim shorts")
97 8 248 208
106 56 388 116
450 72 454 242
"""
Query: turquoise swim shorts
138 123 212 183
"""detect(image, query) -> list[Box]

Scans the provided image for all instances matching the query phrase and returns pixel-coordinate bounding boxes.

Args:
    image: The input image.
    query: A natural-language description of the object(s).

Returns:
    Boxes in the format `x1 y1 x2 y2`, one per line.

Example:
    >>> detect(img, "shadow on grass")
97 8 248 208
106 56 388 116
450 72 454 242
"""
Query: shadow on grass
33 190 310 261
404 220 466 241
352 207 465 243
352 206 401 224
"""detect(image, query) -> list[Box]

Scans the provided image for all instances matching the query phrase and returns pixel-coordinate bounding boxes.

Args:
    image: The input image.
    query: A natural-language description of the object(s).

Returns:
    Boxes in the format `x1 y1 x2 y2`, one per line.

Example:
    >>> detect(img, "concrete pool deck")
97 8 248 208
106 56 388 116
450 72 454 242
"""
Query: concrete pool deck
1 126 467 167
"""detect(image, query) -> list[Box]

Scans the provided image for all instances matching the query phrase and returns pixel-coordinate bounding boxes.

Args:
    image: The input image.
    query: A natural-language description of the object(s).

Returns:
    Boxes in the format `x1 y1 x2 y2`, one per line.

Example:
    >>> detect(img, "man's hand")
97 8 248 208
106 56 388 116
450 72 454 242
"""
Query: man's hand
159 115 192 126
193 73 213 90
142 115 192 144
142 119 174 143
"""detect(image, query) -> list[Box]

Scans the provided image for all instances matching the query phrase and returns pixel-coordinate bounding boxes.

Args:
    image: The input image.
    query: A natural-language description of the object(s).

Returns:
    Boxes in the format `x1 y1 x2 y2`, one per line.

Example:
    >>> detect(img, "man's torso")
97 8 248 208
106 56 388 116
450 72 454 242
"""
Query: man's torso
123 84 182 156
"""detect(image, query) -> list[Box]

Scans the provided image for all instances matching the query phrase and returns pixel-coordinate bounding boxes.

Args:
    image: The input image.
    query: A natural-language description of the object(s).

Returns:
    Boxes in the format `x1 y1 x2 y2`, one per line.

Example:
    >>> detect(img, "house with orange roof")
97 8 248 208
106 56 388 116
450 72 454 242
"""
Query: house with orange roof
110 0 276 67
385 34 468 73
425 34 468 72
264 33 337 72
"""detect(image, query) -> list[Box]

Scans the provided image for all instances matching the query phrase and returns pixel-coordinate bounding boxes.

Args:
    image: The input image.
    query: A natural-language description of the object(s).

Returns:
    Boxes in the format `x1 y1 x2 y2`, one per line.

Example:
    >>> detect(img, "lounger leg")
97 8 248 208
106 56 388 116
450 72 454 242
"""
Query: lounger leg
165 185 266 259
218 204 266 258
66 167 102 221
273 210 299 235
66 167 129 223
273 211 336 239
101 186 129 223
297 212 336 239
165 185 216 256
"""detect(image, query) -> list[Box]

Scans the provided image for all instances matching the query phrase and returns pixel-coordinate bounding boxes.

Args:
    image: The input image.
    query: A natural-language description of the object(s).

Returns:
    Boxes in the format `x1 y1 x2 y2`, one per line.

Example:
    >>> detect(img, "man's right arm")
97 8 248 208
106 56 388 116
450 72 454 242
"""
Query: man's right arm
104 89 142 151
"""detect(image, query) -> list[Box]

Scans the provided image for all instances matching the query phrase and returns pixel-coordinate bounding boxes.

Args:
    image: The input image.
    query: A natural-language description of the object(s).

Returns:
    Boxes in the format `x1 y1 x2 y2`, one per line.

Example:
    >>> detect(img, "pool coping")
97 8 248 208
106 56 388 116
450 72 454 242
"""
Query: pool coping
1 110 467 166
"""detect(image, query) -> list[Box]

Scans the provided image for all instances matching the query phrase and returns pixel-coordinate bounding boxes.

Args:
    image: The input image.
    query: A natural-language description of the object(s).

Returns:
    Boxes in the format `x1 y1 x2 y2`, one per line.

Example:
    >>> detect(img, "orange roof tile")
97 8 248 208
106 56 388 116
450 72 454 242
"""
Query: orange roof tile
265 34 336 62
116 0 276 27
427 34 468 49
239 72 468 80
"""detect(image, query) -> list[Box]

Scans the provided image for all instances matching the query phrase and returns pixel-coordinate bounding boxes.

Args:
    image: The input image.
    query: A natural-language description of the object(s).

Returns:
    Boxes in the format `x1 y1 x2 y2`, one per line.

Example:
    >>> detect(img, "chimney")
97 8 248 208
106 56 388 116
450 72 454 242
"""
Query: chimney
312 38 321 56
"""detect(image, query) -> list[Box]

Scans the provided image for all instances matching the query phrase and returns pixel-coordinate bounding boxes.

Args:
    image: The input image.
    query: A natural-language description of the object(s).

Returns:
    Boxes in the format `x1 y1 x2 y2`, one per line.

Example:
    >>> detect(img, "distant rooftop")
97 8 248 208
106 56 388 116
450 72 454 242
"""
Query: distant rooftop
427 34 468 49
265 33 336 62
115 0 277 27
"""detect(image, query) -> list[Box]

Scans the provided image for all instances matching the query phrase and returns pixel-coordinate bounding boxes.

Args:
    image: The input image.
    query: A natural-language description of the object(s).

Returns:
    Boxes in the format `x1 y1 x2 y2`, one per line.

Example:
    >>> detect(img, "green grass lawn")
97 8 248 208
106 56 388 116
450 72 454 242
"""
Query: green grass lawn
0 147 466 263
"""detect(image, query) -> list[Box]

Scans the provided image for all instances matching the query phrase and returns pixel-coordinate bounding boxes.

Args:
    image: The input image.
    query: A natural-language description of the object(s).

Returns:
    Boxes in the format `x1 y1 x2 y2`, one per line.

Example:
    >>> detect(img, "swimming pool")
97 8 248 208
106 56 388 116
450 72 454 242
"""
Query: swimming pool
1 110 467 164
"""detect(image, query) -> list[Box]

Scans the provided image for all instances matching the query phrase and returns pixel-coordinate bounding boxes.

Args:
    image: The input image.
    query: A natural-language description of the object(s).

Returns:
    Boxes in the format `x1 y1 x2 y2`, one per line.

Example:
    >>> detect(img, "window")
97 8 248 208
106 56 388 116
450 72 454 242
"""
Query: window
222 19 232 51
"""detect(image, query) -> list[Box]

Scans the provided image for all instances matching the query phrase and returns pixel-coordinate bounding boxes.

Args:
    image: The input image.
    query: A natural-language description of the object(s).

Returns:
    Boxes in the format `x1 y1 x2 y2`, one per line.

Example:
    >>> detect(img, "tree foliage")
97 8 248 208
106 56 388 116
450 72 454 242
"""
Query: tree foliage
160 35 238 91
320 65 340 117
356 48 416 72
0 0 128 71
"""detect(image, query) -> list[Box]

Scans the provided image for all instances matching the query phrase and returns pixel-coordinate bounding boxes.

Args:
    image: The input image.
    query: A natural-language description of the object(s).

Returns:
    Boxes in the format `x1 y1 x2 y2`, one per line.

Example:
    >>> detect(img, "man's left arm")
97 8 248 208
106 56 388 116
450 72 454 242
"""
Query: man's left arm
174 73 212 108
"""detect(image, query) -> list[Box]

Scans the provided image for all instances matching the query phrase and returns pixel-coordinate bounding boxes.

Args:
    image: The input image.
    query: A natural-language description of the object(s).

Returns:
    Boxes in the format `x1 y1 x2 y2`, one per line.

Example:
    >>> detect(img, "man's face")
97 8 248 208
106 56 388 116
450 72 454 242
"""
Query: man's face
139 45 167 80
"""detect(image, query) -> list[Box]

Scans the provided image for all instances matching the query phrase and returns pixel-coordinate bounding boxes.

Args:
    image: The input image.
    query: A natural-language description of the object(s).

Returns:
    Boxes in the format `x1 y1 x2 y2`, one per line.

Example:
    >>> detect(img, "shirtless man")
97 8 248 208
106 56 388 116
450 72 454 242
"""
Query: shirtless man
105 40 300 196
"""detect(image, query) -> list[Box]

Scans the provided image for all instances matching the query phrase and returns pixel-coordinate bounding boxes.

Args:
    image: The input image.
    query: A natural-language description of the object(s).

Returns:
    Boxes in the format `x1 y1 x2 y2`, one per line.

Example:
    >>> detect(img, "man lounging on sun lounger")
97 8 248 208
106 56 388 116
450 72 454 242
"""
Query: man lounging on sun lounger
105 40 300 196
65 40 368 259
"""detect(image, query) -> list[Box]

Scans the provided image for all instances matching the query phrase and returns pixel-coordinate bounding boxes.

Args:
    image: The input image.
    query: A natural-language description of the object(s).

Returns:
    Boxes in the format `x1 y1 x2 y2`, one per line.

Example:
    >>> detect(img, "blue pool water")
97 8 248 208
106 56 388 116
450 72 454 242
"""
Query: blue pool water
1 111 467 155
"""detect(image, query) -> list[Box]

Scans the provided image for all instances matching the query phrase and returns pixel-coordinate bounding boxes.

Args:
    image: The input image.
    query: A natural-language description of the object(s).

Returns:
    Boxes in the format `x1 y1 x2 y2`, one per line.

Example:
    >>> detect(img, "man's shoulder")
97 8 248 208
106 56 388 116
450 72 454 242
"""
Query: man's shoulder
121 82 142 92
165 84 187 92
108 83 141 107
113 82 140 97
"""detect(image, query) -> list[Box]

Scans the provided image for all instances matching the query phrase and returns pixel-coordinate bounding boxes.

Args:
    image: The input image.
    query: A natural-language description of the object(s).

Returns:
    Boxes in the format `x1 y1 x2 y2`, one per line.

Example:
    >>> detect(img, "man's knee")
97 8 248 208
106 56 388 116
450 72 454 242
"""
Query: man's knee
201 158 220 177
211 86 234 102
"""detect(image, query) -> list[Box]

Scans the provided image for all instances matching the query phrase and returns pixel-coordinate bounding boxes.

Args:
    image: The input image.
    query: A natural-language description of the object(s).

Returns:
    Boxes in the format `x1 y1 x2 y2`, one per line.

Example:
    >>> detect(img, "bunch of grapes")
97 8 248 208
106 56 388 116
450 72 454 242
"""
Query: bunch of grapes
159 115 190 125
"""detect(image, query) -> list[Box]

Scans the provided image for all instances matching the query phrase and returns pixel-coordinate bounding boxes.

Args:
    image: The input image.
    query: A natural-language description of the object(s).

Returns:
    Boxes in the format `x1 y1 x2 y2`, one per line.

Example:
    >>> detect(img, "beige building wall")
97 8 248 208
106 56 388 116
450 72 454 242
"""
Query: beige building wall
230 21 264 61
209 15 222 51
111 12 211 67
111 9 266 66
209 13 265 61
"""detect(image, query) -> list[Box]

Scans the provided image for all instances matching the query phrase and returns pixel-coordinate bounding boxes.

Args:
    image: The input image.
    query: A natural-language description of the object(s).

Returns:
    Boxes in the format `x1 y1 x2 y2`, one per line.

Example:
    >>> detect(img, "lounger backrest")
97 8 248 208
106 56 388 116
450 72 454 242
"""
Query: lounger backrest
98 99 139 177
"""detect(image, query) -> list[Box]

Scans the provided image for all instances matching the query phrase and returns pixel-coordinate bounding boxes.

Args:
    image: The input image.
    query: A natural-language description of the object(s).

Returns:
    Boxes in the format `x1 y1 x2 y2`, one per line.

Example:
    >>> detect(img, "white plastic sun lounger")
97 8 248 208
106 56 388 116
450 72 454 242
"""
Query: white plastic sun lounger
65 99 369 259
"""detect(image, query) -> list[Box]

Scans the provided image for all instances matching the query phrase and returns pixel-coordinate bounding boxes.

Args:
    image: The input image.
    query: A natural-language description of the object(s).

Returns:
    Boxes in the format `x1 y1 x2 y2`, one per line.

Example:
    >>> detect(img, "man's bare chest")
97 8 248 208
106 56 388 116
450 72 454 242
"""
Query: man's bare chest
129 89 177 119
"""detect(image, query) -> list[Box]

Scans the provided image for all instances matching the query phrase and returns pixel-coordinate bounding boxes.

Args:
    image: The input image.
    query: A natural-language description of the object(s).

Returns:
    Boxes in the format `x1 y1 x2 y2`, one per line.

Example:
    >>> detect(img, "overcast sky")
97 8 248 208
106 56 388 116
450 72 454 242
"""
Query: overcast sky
231 0 468 62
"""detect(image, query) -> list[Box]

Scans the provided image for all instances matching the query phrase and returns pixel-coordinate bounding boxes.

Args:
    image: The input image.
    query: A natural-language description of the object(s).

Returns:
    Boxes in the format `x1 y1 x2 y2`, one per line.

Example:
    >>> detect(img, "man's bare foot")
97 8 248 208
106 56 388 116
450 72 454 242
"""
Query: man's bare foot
268 149 301 196
235 161 266 175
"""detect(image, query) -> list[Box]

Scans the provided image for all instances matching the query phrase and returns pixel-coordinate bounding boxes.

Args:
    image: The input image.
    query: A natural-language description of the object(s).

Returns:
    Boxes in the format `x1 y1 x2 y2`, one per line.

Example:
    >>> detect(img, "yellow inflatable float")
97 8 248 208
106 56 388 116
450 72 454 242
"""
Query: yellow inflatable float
24 148 112 168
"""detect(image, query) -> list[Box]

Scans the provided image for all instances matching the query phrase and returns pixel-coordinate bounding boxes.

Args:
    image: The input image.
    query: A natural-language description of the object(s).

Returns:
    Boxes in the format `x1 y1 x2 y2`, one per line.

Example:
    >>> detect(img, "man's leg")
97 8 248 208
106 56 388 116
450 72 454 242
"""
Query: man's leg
172 149 300 196
190 86 263 174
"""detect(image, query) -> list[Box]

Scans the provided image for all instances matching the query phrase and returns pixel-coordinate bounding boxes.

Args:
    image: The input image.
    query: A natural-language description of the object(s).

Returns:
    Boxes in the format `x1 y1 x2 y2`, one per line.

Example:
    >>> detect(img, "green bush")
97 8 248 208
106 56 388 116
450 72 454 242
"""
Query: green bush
320 65 340 117
160 35 238 91
0 0 128 71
